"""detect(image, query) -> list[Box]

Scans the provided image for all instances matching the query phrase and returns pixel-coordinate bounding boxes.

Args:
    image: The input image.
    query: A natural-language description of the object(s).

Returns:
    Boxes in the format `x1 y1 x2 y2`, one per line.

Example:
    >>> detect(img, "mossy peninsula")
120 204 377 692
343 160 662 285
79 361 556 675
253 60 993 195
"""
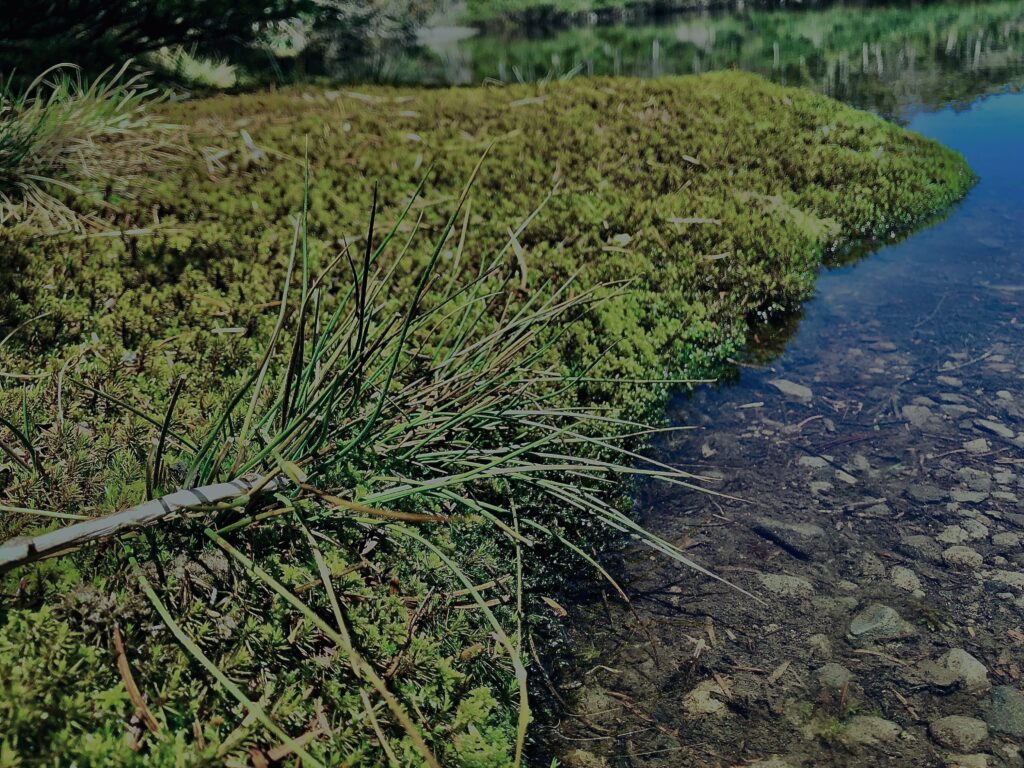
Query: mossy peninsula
0 70 973 767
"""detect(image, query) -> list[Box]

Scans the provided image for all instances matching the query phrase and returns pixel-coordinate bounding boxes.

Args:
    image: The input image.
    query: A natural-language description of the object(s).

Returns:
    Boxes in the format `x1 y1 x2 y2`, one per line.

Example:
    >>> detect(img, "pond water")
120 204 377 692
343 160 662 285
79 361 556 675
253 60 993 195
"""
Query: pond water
304 0 1024 122
313 2 1024 763
541 36 1024 768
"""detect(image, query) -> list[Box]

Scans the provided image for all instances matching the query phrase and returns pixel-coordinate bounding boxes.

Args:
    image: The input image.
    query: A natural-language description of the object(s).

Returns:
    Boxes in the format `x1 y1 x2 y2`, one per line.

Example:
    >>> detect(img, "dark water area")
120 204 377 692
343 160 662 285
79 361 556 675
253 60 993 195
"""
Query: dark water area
298 0 1024 121
731 90 1024 390
542 90 1024 768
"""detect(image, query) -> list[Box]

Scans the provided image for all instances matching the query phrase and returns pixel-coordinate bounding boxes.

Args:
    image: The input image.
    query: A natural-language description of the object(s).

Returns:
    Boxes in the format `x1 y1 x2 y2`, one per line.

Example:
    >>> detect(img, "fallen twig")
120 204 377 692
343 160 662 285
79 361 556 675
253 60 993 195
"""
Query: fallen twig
0 473 283 573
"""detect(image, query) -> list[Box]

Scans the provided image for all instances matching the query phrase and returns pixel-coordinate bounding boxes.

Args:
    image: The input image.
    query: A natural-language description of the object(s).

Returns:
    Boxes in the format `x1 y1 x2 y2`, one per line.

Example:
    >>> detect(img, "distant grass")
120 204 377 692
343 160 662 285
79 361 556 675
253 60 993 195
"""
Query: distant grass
0 63 181 232
148 46 239 89
0 72 972 765
448 0 1024 119
461 0 713 25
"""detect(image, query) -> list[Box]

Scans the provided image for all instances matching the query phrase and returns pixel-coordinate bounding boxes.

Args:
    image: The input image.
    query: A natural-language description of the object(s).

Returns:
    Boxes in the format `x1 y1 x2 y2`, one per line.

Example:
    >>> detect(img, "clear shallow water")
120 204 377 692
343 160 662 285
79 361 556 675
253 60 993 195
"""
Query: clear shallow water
300 0 1024 121
728 89 1024 386
544 91 1024 766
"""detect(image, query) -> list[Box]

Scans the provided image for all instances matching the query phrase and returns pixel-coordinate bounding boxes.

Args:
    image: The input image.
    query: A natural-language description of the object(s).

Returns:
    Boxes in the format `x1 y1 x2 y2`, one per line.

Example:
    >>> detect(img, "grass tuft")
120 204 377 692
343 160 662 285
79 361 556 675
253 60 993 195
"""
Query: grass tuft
0 164 726 765
0 62 181 232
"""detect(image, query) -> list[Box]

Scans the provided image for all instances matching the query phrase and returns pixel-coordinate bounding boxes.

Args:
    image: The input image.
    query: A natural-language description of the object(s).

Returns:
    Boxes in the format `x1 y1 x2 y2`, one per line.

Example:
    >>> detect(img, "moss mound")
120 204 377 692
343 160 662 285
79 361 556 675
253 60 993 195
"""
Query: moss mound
0 72 971 766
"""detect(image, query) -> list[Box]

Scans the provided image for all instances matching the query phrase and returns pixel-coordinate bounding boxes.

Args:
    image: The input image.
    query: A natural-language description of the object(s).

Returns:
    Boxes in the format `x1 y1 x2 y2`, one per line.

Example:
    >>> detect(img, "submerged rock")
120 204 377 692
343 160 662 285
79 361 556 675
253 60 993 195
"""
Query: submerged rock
563 750 609 768
987 570 1024 590
957 468 992 493
759 573 815 598
939 525 971 545
959 518 990 541
799 455 829 469
890 566 923 593
976 419 1015 439
929 715 988 751
899 535 944 564
848 603 916 644
992 532 1021 549
748 758 795 768
749 757 794 768
981 686 1024 738
770 379 813 401
683 679 729 717
904 404 939 429
943 545 984 569
916 649 990 694
945 755 989 768
908 483 948 503
808 633 832 659
844 715 902 746
815 663 853 691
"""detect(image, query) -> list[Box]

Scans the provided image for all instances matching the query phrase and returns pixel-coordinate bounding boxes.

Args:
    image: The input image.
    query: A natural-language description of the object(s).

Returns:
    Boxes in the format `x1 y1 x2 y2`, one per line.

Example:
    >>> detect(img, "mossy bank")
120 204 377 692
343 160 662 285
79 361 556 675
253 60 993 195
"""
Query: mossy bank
0 72 971 766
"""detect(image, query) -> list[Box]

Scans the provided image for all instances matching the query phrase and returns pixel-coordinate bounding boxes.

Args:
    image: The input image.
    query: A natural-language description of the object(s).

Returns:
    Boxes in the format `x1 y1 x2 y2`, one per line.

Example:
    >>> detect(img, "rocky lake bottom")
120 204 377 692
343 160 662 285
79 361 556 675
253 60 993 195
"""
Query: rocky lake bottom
544 91 1024 768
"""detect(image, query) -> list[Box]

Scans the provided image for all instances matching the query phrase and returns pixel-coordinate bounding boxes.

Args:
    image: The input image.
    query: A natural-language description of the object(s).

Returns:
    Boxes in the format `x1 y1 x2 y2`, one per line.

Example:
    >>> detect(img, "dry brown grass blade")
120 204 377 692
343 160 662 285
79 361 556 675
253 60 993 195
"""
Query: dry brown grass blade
112 624 161 735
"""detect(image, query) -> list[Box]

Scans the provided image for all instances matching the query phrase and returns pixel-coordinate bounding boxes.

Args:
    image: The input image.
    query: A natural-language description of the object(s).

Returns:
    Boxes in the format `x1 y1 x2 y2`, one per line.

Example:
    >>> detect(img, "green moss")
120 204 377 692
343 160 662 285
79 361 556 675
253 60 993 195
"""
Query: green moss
0 72 971 765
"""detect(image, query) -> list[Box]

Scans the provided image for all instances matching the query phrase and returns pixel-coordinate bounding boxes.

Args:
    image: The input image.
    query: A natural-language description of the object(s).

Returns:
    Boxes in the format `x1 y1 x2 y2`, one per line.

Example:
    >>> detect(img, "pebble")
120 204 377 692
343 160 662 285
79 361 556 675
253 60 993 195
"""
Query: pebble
815 663 853 691
960 518 989 541
770 379 812 401
848 603 917 644
843 715 902 746
992 532 1020 548
981 685 1024 738
976 419 1015 439
918 648 990 693
929 715 989 751
987 570 1024 590
939 525 971 545
946 755 989 768
759 573 815 598
798 455 829 469
899 534 944 564
748 758 794 768
890 566 923 593
683 679 729 716
943 545 984 569
963 438 990 453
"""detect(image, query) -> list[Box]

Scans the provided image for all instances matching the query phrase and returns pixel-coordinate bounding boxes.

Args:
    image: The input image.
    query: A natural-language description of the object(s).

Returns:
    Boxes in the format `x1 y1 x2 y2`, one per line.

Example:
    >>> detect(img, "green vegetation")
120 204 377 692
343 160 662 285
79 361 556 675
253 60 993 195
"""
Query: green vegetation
461 0 705 26
0 63 181 232
394 0 1024 119
0 1 440 85
0 72 971 765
